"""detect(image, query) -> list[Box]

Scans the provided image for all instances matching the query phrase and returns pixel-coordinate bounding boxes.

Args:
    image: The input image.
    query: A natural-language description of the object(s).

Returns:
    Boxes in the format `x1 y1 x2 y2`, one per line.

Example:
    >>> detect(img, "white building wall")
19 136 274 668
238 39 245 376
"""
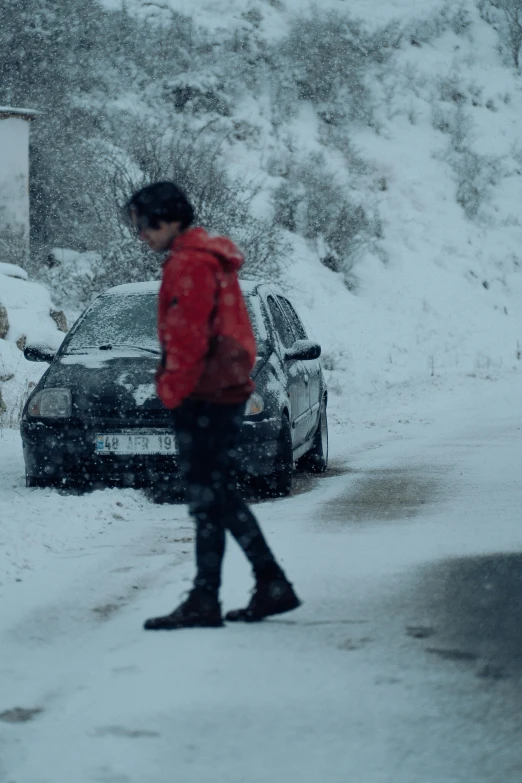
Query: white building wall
0 113 34 265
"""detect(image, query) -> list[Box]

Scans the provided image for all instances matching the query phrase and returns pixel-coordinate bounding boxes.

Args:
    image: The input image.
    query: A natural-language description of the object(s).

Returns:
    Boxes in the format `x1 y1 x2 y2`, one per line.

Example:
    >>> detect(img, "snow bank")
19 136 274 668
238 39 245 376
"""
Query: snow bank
0 267 65 426
0 262 28 280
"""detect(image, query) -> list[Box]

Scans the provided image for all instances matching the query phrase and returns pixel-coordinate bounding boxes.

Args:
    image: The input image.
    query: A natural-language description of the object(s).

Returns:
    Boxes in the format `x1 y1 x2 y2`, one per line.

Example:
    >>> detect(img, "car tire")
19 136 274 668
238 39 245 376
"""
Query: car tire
260 413 293 498
298 399 328 473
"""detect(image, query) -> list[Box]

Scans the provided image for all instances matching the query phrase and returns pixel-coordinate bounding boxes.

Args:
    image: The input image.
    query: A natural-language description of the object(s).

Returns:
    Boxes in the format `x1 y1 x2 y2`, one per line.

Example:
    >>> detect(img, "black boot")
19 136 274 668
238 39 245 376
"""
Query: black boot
144 588 224 630
225 578 301 622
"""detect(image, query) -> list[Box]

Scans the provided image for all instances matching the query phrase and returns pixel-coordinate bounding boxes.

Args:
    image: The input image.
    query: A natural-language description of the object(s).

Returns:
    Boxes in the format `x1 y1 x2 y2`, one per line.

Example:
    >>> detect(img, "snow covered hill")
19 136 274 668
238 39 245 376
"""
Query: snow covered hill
178 0 522 392
86 0 522 393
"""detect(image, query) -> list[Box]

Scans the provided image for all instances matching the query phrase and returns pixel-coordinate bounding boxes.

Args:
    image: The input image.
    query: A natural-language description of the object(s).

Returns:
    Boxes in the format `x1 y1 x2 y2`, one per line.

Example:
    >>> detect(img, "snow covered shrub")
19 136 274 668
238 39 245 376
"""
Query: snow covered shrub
408 3 471 47
433 99 501 220
0 267 66 427
277 13 396 125
0 373 35 429
0 221 28 271
317 347 351 396
431 80 472 140
318 126 371 178
478 0 522 68
454 151 501 219
166 73 232 117
273 152 381 281
66 124 286 301
39 249 101 315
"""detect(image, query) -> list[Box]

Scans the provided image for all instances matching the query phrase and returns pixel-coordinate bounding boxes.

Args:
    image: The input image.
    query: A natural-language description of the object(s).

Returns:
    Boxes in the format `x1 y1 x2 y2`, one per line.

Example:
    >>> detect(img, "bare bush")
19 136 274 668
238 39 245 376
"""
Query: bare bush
0 222 28 269
0 358 37 428
479 0 522 68
433 101 501 220
454 151 501 219
408 3 471 46
42 121 286 308
450 106 501 219
274 12 398 126
273 152 382 281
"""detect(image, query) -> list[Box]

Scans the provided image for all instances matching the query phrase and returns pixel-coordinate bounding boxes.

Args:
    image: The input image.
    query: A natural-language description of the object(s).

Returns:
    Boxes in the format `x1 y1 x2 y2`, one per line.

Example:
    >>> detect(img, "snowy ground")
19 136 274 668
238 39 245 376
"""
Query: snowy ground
1 372 521 783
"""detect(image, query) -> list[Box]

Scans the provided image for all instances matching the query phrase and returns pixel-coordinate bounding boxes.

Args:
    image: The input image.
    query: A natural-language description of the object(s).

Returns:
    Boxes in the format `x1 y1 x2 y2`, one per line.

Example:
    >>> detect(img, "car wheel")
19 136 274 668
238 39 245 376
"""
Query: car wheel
299 399 328 473
261 413 293 497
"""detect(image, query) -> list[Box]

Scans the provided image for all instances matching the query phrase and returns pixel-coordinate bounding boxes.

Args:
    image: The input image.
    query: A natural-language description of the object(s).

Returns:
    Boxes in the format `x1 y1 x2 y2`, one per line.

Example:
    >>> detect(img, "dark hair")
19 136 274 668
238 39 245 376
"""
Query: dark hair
125 181 195 230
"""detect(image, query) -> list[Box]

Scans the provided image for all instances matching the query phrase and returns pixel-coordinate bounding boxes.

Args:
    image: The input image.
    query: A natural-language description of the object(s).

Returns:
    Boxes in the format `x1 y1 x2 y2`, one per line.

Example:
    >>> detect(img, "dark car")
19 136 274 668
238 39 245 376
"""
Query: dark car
21 280 328 496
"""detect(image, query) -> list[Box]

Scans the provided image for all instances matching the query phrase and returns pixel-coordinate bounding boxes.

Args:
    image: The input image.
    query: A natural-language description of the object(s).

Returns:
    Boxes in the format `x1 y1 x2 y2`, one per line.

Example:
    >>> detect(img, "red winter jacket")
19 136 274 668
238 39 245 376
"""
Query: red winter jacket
156 227 256 409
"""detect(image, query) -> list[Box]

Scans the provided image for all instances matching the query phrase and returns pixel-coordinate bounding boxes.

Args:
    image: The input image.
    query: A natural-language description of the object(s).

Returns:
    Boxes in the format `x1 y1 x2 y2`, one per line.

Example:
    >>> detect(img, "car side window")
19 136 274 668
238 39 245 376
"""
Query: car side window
277 296 308 340
266 295 295 348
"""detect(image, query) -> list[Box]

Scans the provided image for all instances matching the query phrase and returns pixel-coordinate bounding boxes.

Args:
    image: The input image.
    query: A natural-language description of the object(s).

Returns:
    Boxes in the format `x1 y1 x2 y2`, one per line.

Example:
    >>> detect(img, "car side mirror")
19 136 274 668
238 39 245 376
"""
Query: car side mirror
24 343 57 363
284 340 321 361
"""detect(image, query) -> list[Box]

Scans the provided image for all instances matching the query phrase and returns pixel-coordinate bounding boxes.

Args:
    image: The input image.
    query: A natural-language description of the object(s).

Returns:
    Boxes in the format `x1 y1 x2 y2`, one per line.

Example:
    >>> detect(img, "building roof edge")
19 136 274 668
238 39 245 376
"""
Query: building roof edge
0 106 40 121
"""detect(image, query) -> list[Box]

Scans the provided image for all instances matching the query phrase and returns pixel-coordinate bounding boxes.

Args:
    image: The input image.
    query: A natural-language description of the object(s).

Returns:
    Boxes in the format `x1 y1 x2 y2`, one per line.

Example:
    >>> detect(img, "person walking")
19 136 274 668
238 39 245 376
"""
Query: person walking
126 181 301 630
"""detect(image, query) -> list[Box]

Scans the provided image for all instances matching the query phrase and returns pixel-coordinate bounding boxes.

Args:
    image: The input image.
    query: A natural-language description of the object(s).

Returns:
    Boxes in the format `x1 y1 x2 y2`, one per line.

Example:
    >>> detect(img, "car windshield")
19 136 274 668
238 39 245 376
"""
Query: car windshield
63 290 269 356
64 292 160 354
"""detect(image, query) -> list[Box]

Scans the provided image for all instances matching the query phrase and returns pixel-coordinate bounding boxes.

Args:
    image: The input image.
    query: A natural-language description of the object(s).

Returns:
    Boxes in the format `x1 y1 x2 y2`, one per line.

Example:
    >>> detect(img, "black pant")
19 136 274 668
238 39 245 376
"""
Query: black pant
172 399 281 593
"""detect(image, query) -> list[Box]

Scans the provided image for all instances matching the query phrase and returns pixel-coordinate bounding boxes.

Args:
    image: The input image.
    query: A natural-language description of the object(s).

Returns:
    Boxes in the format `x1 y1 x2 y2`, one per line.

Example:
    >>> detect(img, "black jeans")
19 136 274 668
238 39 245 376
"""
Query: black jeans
172 399 281 593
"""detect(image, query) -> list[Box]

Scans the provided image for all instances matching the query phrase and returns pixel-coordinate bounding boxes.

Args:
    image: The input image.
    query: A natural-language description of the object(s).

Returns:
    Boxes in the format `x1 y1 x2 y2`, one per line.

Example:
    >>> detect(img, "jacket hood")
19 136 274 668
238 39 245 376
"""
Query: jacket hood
170 227 244 272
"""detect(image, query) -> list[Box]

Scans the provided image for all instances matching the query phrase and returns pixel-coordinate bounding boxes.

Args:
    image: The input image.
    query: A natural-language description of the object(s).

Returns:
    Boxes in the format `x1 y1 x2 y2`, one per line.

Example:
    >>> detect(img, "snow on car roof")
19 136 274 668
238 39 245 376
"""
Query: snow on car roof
239 279 261 294
104 281 160 296
105 279 261 296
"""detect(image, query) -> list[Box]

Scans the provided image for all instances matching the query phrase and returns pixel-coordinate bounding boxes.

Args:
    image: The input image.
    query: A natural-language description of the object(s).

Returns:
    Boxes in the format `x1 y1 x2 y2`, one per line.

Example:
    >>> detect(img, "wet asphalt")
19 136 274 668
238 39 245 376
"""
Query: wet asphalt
407 553 522 676
307 454 522 780
315 460 522 675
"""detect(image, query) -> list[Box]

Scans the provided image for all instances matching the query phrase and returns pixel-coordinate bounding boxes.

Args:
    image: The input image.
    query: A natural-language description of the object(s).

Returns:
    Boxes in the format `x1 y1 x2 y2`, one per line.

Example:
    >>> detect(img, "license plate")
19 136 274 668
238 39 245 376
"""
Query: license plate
94 431 177 456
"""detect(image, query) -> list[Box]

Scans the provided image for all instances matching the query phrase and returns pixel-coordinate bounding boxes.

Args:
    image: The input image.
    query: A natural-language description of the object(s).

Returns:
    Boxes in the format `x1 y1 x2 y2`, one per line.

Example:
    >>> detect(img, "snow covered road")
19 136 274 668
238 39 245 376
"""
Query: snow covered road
1 374 522 783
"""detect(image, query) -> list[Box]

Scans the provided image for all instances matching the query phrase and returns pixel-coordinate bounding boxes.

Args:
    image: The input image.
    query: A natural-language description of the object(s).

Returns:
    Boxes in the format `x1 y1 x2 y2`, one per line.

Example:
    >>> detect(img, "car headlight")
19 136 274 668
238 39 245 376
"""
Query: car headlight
245 392 264 417
27 388 72 418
